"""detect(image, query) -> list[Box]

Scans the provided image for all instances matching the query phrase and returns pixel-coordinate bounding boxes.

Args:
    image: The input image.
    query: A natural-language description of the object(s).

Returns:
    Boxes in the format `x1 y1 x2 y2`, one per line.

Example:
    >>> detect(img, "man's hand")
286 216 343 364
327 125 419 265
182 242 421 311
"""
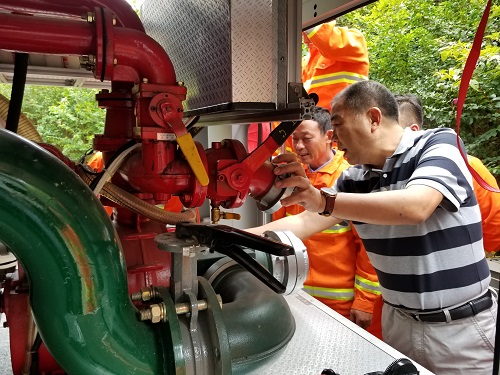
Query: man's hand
350 309 373 329
272 153 324 212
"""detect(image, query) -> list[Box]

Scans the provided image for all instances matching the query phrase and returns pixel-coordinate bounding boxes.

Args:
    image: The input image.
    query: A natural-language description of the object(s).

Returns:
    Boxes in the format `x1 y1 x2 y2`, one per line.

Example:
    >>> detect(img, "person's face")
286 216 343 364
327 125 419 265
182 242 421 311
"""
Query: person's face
330 99 372 165
291 119 332 168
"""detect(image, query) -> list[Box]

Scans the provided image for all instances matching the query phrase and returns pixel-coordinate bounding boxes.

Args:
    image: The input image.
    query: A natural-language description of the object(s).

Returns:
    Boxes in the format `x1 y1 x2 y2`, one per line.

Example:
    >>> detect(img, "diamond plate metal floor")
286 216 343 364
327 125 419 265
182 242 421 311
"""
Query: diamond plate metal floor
248 291 434 375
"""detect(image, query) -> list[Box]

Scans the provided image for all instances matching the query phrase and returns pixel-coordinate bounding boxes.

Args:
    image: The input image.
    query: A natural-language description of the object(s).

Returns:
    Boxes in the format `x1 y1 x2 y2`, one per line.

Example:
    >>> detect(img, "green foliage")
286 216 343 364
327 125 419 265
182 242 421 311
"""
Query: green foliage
1 0 498 180
0 84 105 161
340 0 500 180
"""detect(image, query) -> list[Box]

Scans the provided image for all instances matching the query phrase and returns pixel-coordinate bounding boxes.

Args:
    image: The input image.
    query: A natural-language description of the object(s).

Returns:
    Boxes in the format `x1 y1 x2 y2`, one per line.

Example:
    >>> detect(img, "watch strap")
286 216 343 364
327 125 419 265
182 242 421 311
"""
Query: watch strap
319 189 337 216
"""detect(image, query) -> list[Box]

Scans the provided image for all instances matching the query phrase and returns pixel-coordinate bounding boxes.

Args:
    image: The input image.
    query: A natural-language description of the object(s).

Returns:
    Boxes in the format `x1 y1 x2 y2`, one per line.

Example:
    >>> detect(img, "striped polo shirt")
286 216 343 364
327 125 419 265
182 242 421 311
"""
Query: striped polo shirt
327 127 491 310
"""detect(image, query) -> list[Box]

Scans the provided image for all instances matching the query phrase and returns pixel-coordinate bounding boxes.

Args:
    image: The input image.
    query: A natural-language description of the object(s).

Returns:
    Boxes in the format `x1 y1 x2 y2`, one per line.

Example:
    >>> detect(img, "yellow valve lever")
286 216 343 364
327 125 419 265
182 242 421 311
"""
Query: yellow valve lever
176 132 209 186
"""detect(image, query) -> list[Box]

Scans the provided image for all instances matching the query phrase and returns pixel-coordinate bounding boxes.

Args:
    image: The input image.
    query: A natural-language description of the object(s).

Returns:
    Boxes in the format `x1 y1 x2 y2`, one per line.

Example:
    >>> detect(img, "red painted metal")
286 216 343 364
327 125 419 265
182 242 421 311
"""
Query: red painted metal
0 13 94 56
0 0 145 31
4 274 63 374
114 27 177 84
114 208 172 294
0 12 176 85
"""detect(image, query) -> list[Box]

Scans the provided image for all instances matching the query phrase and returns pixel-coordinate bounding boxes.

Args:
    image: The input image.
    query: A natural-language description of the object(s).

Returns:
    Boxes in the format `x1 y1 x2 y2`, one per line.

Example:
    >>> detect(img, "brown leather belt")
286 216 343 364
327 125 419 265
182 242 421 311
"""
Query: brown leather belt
403 290 493 323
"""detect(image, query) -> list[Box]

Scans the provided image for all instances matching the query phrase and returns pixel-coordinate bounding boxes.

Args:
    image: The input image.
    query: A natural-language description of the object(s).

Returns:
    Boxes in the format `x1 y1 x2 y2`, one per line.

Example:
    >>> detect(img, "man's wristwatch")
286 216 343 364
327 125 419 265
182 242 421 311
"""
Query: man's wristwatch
319 187 337 217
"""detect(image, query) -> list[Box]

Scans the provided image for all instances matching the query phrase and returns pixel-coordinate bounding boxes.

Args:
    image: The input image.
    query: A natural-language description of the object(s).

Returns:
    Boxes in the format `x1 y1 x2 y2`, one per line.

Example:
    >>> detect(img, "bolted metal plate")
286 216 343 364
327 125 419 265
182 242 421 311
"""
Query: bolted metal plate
141 0 279 112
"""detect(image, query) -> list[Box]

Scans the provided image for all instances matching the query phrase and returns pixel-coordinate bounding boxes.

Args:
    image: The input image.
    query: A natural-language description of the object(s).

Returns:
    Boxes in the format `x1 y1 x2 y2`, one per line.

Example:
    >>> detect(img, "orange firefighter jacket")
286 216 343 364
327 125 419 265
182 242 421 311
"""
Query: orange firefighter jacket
272 150 380 318
265 23 368 155
302 21 369 109
468 155 500 254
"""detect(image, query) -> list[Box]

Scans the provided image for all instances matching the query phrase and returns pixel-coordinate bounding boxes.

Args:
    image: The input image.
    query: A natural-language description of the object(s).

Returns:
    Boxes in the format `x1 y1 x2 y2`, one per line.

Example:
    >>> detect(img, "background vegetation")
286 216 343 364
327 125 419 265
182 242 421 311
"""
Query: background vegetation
0 0 498 180
0 85 104 161
340 0 500 179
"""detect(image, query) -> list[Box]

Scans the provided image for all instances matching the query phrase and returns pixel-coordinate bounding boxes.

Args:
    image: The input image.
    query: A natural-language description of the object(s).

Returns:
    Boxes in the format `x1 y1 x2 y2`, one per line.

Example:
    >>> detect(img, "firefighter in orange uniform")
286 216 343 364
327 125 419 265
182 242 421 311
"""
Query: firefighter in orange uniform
272 20 370 155
272 107 380 326
467 155 500 255
302 20 369 109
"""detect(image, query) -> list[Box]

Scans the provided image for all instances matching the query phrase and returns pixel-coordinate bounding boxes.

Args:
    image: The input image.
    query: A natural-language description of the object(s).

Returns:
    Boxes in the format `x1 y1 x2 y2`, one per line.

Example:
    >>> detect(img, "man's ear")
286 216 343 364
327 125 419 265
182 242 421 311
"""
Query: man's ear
325 129 334 144
410 124 420 131
368 107 382 132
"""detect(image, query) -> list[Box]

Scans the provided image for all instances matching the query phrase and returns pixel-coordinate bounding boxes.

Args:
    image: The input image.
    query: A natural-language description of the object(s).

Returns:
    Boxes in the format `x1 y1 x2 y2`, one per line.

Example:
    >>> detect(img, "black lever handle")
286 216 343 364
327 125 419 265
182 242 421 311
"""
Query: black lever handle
175 222 293 293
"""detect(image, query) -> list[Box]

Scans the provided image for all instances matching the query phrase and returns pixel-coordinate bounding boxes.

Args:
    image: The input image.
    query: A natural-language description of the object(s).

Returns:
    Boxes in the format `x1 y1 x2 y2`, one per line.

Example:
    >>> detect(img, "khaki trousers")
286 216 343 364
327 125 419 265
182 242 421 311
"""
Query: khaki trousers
382 296 497 374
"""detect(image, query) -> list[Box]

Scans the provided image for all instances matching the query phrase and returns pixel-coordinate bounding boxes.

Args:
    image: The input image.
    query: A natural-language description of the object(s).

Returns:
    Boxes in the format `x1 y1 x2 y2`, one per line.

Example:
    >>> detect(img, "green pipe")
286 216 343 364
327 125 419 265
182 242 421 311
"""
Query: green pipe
211 268 296 374
0 129 166 374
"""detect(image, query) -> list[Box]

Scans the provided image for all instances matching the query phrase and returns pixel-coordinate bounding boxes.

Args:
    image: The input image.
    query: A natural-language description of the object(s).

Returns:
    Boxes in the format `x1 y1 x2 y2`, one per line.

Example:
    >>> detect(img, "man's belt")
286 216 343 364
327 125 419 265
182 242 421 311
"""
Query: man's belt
406 290 493 323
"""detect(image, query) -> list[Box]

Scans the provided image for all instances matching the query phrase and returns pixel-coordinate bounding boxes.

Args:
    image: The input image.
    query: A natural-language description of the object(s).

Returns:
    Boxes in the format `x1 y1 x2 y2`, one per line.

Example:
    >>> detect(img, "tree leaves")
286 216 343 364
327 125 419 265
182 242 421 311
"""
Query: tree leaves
0 84 105 161
340 0 500 180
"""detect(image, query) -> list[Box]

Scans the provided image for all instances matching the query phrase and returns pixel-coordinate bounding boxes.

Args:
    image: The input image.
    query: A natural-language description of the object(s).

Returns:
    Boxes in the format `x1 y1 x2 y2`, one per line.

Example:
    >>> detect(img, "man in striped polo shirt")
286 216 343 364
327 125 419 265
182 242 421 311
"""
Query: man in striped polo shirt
249 80 496 374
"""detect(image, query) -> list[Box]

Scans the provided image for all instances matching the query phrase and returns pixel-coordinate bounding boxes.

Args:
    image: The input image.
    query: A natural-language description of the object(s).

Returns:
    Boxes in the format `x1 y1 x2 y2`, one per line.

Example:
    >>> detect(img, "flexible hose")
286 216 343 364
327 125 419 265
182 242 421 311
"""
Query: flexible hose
0 93 42 142
77 165 196 224
91 143 141 196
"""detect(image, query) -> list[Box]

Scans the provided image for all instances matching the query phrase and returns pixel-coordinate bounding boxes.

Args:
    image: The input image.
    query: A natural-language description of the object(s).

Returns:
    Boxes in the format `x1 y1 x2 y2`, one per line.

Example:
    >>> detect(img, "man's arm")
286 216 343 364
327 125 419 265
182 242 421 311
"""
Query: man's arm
272 153 444 225
246 210 341 240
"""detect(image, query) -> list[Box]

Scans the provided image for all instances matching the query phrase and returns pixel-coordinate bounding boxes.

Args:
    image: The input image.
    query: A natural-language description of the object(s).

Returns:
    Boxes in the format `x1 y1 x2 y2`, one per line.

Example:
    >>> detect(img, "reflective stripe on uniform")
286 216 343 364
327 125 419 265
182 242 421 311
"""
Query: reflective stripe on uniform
322 220 351 234
305 71 368 90
303 285 355 301
355 275 381 295
305 25 321 39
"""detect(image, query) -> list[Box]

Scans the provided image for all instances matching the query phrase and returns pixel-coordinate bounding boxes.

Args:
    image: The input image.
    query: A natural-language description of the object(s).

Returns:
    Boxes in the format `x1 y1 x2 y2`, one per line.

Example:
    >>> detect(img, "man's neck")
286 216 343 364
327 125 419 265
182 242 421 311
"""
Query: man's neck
309 149 335 171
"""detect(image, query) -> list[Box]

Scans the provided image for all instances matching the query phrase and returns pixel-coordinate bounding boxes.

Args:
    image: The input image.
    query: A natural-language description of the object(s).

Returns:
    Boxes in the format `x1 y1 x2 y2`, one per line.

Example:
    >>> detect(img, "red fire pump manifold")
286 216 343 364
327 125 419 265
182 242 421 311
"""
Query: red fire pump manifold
0 0 312 374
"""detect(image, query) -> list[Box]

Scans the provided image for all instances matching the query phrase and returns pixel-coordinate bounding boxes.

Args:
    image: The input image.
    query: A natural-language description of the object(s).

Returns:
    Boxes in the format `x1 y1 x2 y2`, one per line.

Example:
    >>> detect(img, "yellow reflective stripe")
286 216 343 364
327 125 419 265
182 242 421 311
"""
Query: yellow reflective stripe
308 73 368 89
322 226 351 234
312 71 368 80
354 275 381 295
303 285 355 301
309 77 363 89
305 25 321 39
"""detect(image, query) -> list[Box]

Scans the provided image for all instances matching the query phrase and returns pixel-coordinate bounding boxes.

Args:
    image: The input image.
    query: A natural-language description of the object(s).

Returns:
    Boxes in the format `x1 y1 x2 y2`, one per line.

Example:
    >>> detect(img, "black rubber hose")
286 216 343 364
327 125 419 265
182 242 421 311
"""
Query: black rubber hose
29 332 42 375
6 53 29 133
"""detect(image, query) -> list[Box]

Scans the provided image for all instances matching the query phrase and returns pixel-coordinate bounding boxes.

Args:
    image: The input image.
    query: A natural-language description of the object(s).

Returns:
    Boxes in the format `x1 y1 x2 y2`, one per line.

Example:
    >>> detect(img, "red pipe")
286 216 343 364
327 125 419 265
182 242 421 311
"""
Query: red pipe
0 0 145 32
0 12 176 85
0 13 94 56
114 27 177 85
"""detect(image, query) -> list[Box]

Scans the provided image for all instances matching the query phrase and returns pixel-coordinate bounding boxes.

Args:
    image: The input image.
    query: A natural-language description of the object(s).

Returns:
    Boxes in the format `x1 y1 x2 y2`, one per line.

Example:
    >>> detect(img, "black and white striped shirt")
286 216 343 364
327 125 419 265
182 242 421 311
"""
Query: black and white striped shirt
329 127 490 310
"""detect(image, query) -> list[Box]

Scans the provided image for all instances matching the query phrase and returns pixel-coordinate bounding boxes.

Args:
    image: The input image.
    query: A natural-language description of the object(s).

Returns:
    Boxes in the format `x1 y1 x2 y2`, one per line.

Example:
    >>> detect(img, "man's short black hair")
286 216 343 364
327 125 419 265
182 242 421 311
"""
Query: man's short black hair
309 106 332 134
394 94 424 128
332 80 399 123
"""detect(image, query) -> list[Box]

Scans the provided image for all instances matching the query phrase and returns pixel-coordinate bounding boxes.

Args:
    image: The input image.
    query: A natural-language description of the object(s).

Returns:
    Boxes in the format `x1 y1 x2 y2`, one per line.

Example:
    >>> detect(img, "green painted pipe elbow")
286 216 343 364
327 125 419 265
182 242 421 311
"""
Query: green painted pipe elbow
212 268 296 374
0 129 166 374
0 129 297 375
